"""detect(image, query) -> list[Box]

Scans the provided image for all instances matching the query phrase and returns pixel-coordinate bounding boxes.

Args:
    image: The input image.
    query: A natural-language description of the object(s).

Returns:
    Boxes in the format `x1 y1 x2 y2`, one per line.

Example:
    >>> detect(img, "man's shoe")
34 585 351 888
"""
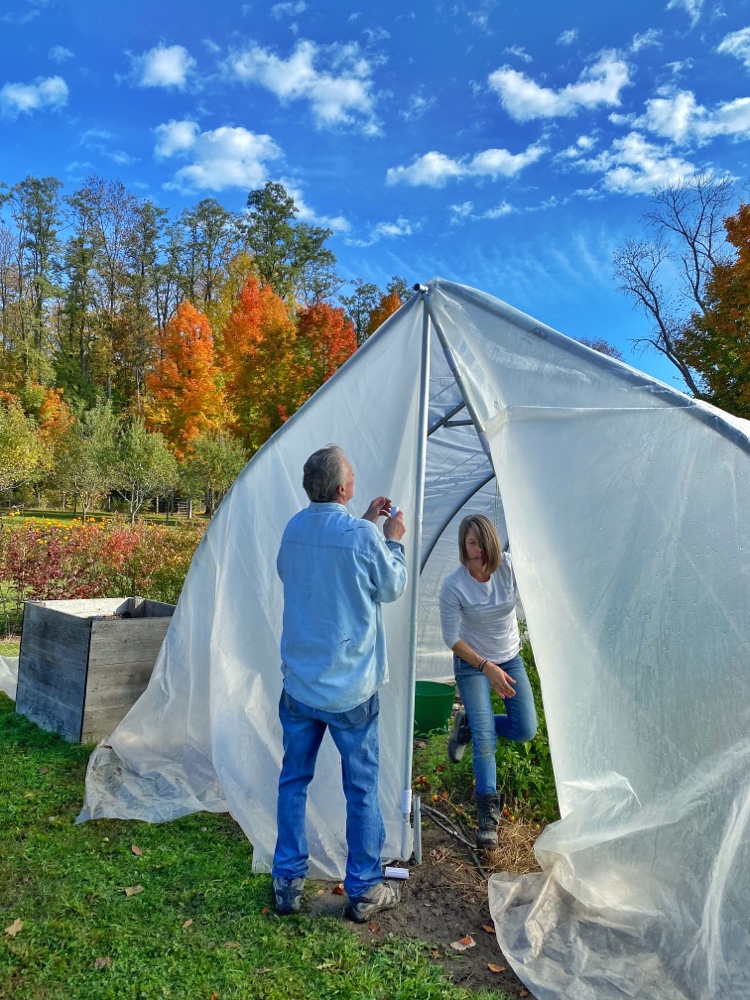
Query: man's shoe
273 876 305 915
345 880 400 923
447 709 472 763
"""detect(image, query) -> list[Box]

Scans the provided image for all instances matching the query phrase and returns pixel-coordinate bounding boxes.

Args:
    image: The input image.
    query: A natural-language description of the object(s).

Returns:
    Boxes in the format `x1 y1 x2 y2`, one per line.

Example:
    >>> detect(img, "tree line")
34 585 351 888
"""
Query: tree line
0 175 408 516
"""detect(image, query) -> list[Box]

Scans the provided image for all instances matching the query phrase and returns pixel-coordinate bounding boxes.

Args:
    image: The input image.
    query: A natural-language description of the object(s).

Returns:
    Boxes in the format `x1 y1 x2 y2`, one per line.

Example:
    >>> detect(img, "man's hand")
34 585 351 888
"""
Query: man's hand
384 510 406 542
361 497 391 523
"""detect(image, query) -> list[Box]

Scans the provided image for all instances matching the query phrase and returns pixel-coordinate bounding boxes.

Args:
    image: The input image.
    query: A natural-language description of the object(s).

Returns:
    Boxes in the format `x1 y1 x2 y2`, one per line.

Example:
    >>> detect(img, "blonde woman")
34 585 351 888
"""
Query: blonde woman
439 514 537 847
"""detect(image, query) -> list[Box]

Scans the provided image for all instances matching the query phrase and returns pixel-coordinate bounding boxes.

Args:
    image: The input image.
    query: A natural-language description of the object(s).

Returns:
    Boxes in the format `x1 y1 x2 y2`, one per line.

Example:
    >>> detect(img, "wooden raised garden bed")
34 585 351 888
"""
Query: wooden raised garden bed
15 597 174 744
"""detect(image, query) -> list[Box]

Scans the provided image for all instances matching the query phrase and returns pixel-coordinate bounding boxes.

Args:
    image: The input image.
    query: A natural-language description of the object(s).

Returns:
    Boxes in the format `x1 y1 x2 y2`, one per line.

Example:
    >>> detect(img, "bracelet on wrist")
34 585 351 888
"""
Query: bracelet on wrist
477 658 487 673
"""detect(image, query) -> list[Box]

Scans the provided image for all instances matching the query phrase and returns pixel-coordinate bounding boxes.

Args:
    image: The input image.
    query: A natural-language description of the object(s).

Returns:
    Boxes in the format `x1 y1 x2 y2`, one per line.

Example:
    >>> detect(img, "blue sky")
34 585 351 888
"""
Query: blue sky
2 0 750 386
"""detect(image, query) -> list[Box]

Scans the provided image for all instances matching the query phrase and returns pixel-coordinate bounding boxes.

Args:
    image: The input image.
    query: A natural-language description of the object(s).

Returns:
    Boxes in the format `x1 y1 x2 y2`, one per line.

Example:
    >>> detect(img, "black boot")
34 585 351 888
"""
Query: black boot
475 792 504 848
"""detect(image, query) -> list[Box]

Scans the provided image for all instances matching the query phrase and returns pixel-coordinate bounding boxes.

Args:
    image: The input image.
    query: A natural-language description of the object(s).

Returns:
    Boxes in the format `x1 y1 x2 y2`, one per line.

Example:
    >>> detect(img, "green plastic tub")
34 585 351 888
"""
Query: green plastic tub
414 681 455 737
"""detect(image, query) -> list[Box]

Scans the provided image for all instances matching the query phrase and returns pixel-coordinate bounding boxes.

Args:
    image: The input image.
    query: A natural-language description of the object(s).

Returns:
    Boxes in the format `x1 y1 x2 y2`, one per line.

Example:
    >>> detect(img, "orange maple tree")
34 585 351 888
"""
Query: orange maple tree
145 301 225 457
366 290 404 338
219 276 298 452
290 302 357 412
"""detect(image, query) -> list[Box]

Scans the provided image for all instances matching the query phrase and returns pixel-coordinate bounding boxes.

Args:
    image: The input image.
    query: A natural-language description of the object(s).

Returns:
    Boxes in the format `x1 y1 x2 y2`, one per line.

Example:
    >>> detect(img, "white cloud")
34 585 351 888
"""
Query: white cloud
400 91 436 121
271 1 306 18
667 0 705 27
228 39 379 133
279 180 350 232
488 50 630 121
374 217 412 238
717 27 750 69
640 88 750 144
557 28 579 45
484 201 514 218
575 131 697 194
386 142 546 187
132 44 196 90
503 45 532 62
0 75 67 117
154 120 282 192
631 29 662 52
450 201 474 221
49 45 73 62
560 134 597 158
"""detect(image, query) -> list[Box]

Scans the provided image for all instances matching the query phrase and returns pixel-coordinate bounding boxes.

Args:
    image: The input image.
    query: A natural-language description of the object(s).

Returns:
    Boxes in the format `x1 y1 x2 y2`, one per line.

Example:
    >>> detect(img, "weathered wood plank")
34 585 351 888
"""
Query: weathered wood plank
15 603 90 741
87 619 170 666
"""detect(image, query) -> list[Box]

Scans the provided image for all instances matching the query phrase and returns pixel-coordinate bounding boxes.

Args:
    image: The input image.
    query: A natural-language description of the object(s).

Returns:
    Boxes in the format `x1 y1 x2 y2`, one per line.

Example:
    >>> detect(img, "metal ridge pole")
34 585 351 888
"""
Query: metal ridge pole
418 287 495 473
401 292 431 863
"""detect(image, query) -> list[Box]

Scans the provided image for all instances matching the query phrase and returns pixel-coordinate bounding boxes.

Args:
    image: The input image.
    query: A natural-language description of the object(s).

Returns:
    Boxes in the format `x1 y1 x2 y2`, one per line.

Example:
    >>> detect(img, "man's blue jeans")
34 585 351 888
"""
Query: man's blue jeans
454 653 538 796
272 689 384 899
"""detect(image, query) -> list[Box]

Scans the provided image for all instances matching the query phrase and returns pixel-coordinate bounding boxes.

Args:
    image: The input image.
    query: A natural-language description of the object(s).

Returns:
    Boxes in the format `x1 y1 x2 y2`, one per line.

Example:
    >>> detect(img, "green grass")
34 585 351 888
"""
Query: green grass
0 697 513 1000
0 640 19 657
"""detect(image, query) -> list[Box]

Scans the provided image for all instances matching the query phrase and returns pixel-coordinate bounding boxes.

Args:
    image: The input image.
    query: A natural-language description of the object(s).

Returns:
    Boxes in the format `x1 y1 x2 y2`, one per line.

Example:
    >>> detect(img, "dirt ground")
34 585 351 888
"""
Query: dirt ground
308 815 541 997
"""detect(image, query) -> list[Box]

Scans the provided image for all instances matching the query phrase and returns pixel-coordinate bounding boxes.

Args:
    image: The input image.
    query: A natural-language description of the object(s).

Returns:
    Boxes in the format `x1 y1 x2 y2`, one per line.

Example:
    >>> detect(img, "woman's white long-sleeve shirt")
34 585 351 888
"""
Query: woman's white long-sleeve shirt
439 553 520 664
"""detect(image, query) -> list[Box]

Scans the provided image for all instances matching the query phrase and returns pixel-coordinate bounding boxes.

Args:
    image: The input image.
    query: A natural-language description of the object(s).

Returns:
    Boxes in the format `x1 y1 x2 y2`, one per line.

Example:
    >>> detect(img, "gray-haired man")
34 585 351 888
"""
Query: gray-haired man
272 444 407 921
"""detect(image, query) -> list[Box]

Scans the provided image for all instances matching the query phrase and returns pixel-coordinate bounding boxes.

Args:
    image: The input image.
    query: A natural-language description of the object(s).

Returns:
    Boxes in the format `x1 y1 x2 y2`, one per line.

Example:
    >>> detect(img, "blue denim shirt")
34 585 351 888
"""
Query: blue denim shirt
277 502 407 712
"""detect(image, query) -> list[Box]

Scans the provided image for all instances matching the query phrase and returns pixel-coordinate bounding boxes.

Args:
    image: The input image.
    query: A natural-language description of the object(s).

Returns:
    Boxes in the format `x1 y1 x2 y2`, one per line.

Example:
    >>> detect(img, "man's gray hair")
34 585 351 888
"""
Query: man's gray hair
303 444 348 502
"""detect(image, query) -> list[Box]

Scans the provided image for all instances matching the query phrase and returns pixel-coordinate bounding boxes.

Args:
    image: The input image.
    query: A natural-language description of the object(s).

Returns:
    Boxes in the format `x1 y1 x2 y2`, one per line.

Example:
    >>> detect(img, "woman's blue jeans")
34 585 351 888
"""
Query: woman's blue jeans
454 653 538 796
272 689 385 899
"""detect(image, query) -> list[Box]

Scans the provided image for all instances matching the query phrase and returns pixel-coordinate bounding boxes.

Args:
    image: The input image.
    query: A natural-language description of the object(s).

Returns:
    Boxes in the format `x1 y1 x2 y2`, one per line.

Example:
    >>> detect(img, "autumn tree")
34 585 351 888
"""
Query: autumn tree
290 302 357 412
146 301 224 457
576 337 624 360
366 289 403 337
613 173 734 395
680 203 750 417
220 275 297 451
242 182 338 305
0 393 45 497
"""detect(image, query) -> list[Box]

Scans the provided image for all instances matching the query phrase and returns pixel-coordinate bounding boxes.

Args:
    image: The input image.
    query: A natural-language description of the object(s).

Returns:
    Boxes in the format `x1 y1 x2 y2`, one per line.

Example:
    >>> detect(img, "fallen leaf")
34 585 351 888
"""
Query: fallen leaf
4 919 23 938
182 919 193 929
368 921 381 934
94 956 112 969
24 792 34 799
261 906 269 915
430 949 441 958
224 941 240 948
256 968 270 974
38 767 48 774
487 963 507 974
130 844 142 857
450 935 476 952
124 884 143 897
210 994 219 1000
332 883 345 895
519 992 530 997
482 923 496 934
316 888 325 895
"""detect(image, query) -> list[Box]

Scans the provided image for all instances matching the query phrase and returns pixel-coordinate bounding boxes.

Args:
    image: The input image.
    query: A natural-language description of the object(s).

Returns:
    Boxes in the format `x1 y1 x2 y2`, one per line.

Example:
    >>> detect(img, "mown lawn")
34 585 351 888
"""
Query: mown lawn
0 696 512 1000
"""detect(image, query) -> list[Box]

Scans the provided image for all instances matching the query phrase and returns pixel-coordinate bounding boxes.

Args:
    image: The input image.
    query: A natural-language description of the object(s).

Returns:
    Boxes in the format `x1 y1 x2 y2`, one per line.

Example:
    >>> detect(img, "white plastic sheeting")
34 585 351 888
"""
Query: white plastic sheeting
80 278 750 997
0 655 18 701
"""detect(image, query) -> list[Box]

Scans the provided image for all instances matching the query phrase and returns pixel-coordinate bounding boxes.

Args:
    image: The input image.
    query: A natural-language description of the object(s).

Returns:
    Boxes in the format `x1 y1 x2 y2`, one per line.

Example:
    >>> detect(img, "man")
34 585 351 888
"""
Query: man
272 444 407 922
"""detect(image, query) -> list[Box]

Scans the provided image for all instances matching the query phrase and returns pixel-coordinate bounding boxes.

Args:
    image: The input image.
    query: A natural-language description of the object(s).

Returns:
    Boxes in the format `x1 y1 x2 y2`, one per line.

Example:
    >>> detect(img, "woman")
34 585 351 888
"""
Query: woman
439 514 537 847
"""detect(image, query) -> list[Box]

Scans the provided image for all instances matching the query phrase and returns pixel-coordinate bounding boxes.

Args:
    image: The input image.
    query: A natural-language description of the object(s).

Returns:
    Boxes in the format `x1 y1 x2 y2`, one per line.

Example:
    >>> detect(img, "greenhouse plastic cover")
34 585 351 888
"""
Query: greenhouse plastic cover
80 278 750 998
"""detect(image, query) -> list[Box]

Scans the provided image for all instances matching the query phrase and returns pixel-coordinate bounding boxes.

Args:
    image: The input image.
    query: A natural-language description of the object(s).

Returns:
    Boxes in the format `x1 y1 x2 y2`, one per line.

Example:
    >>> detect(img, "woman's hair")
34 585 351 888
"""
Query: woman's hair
457 514 502 575
303 444 348 502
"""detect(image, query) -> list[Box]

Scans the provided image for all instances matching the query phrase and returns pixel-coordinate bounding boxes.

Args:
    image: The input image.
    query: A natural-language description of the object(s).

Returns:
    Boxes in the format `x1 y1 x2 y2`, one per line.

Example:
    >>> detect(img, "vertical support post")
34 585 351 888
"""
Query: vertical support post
420 291 494 473
401 298 431 862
